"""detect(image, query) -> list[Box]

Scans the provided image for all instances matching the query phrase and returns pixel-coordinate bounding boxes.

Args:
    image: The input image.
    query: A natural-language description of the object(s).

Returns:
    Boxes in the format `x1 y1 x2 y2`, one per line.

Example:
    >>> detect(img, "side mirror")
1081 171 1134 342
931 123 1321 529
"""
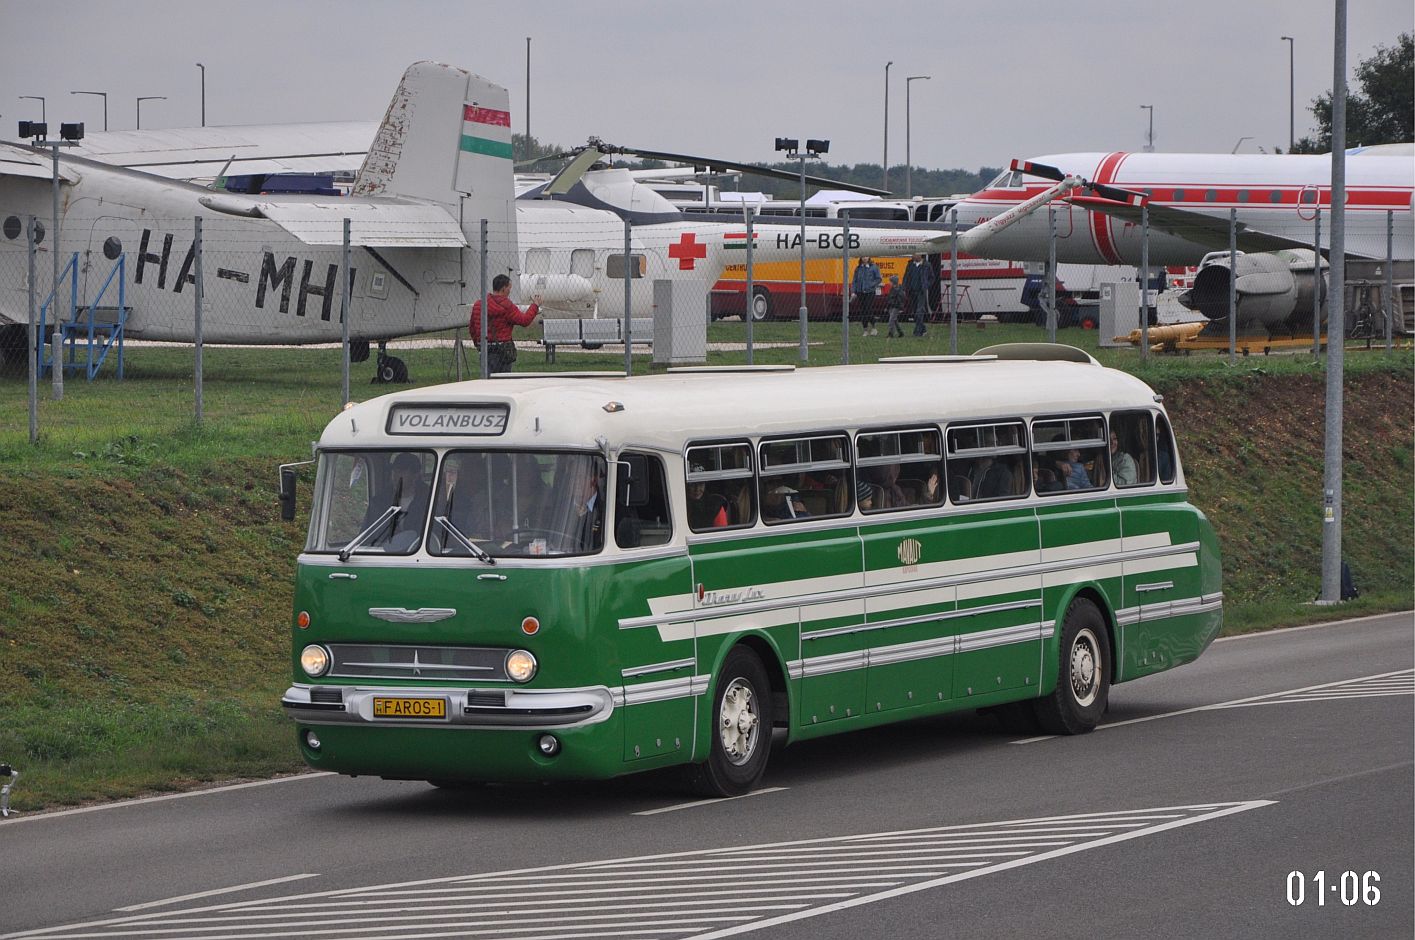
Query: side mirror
279 466 298 521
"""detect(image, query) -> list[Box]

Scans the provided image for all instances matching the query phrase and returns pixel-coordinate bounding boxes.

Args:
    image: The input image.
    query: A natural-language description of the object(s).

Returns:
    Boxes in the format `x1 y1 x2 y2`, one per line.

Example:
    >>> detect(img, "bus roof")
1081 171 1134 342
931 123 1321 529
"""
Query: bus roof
322 354 1161 452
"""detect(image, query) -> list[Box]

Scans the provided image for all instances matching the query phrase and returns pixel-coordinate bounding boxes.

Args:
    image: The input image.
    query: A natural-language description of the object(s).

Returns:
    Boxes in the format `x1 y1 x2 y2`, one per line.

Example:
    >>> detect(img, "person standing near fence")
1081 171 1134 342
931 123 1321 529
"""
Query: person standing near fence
903 253 935 337
469 275 542 374
851 257 882 336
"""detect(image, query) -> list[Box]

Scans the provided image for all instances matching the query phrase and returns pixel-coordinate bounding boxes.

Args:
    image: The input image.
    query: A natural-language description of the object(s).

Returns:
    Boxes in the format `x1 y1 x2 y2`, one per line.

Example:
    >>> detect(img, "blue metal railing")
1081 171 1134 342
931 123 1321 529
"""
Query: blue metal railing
38 253 129 381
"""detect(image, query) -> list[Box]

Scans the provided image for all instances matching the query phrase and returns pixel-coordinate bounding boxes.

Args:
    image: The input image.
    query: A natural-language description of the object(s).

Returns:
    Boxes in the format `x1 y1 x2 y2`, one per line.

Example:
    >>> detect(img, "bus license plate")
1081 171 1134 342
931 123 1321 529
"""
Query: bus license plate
372 697 447 720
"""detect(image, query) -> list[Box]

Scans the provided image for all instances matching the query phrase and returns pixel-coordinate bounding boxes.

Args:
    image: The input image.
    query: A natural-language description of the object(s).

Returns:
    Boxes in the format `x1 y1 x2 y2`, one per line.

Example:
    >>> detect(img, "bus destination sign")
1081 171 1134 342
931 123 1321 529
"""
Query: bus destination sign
387 404 509 436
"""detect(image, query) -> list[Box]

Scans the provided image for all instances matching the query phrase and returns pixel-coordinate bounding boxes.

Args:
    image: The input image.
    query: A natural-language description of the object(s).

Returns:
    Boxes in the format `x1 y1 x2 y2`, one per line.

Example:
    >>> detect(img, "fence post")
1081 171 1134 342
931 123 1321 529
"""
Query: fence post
194 216 204 424
745 208 755 365
1140 203 1150 363
1385 209 1394 351
479 220 489 378
1228 208 1237 364
623 217 633 376
1045 205 1057 342
841 211 850 365
949 208 959 356
337 218 351 403
27 216 37 444
1313 208 1322 355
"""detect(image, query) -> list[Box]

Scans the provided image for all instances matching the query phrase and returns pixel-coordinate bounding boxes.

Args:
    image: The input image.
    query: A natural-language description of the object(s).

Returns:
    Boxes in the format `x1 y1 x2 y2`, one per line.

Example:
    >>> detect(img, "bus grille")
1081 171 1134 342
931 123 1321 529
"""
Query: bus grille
327 644 509 682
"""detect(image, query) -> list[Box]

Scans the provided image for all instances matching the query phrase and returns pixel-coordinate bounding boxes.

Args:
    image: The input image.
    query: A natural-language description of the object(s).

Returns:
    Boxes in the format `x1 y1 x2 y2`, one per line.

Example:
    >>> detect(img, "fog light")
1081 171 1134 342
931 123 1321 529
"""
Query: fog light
300 644 331 677
505 649 537 683
304 730 322 750
537 734 560 756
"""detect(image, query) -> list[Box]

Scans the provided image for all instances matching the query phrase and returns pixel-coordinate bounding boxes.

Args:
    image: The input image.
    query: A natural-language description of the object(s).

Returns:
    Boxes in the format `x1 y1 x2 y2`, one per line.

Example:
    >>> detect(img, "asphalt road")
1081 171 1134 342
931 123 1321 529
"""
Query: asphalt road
2 611 1411 940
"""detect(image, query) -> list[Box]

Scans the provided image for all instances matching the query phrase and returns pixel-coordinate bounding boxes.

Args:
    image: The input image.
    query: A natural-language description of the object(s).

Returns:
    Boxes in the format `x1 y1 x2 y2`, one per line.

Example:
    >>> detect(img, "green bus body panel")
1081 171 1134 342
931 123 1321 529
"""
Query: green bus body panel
289 486 1220 783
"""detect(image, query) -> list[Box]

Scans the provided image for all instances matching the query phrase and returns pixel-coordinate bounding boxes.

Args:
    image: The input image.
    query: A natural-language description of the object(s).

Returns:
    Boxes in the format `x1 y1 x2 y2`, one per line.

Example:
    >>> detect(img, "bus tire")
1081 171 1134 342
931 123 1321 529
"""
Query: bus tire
1033 597 1110 735
690 645 772 797
750 287 772 322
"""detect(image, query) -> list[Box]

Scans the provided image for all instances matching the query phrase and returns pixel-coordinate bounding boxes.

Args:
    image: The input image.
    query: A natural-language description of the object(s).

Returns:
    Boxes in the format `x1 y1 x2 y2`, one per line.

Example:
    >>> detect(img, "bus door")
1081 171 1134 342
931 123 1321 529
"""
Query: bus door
610 453 697 764
1030 415 1121 675
944 421 1043 699
856 429 955 713
1112 412 1203 679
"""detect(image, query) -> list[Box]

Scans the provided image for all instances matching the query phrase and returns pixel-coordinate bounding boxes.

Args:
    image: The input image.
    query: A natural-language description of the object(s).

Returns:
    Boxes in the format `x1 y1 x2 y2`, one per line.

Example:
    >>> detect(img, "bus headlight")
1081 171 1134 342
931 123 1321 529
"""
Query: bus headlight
505 649 538 683
300 644 331 677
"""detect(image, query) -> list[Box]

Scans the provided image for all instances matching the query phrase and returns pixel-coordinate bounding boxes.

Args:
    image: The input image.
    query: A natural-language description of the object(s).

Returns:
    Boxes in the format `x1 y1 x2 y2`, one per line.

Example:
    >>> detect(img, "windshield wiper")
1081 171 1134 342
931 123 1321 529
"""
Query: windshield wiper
338 504 402 562
433 515 497 565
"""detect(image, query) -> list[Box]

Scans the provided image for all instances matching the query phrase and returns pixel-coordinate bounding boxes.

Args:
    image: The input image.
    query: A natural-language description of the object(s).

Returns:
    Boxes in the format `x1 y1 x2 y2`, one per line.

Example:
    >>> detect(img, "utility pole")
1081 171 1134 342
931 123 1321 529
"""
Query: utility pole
882 61 892 191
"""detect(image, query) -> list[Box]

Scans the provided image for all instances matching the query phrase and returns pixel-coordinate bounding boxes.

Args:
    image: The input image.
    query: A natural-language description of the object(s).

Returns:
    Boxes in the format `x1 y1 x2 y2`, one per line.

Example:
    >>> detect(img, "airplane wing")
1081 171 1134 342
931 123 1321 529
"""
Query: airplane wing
1066 194 1335 256
0 144 81 182
198 194 466 247
63 123 376 180
926 177 1084 254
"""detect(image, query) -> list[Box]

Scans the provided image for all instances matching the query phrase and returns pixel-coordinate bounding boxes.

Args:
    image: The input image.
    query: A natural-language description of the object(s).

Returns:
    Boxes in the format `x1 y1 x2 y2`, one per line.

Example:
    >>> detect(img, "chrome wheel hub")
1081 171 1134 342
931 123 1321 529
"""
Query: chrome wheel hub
719 678 760 765
1070 628 1100 707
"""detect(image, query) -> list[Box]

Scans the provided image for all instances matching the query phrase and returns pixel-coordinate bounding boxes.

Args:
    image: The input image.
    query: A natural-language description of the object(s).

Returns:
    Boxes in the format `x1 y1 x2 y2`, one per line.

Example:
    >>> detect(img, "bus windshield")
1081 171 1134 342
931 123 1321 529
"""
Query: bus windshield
430 451 606 558
308 450 607 558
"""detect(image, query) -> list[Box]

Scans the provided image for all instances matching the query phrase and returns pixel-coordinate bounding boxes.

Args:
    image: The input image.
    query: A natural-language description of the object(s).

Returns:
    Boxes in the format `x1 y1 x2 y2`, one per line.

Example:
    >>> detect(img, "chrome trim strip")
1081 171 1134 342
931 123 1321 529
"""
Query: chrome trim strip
803 649 869 677
620 540 1201 631
282 683 615 729
340 661 493 673
801 598 1044 641
1117 594 1224 628
621 658 696 680
867 635 957 667
1134 581 1174 593
956 622 1046 653
368 607 458 623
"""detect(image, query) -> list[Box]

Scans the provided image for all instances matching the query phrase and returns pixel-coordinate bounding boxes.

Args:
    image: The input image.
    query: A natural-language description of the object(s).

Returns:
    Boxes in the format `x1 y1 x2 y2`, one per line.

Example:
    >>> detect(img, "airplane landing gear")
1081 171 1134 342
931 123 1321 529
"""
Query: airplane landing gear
372 341 409 384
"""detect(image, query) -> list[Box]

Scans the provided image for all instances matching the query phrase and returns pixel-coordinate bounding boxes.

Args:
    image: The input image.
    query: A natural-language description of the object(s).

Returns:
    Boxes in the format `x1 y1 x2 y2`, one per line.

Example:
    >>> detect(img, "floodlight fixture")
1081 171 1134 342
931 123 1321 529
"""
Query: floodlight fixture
775 137 798 153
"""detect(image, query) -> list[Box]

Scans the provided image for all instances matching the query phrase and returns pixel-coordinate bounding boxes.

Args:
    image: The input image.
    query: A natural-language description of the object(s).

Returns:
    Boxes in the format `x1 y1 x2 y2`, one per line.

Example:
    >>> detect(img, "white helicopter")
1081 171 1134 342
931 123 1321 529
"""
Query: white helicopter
0 61 1077 379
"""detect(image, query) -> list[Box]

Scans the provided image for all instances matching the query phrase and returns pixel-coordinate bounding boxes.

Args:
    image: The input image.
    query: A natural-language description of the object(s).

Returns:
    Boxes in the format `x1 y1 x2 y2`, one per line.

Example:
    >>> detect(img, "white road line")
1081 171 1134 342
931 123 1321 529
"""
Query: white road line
1212 609 1413 642
687 801 1277 940
0 773 336 827
632 786 787 816
114 875 321 912
1012 669 1415 744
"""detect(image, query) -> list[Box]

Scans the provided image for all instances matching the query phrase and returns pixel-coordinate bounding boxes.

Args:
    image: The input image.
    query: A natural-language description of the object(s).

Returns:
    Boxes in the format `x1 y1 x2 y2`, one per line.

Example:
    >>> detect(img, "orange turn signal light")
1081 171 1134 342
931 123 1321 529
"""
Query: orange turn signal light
521 616 540 636
296 611 311 629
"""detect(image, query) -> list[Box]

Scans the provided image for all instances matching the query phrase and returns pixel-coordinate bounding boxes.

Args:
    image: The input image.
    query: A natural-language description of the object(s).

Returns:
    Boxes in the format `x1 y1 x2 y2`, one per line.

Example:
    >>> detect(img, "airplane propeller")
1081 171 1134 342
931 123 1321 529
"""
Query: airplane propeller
540 137 892 198
1010 159 1148 207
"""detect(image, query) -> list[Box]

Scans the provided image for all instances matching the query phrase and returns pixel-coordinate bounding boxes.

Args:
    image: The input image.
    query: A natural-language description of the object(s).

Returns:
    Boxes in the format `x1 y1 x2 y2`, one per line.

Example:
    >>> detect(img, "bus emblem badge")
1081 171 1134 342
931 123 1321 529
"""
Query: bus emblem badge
897 538 922 567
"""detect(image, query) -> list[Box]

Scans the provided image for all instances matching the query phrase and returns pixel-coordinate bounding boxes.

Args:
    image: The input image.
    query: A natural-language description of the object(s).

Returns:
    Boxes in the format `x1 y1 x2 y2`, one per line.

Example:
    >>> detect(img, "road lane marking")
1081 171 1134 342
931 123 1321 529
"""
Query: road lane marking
632 786 788 816
0 773 336 826
1012 669 1415 744
9 802 1274 940
114 875 321 912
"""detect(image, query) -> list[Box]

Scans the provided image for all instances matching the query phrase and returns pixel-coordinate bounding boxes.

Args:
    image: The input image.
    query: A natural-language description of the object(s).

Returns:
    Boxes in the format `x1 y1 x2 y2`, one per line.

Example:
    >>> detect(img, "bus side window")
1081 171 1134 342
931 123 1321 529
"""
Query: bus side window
686 442 756 531
615 452 672 549
1156 414 1178 484
1110 410 1155 487
1031 416 1106 495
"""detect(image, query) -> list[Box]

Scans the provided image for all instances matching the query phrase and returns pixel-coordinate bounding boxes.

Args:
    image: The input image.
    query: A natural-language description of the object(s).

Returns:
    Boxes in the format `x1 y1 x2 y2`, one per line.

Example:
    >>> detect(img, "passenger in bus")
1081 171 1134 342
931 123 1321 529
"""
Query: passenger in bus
1110 432 1138 486
764 484 809 520
970 455 1015 500
866 464 909 508
1034 467 1064 493
855 479 877 512
687 464 730 529
1055 449 1093 489
922 467 942 504
375 453 431 549
571 473 604 550
883 275 906 338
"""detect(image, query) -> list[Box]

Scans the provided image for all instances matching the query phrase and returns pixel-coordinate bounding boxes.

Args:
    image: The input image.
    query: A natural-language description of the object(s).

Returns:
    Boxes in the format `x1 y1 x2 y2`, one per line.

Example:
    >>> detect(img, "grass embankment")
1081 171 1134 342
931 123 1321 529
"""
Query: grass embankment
0 325 1409 811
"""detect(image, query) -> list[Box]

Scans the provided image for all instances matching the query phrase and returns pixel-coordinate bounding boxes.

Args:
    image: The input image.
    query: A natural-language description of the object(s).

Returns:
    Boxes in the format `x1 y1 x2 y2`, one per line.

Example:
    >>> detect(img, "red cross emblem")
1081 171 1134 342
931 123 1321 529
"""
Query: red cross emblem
667 232 708 270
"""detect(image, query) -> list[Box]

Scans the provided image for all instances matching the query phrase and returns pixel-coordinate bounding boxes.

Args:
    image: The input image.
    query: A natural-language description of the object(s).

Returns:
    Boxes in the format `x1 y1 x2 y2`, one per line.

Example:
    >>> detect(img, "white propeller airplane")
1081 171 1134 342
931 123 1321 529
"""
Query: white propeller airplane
948 150 1414 337
0 61 1076 378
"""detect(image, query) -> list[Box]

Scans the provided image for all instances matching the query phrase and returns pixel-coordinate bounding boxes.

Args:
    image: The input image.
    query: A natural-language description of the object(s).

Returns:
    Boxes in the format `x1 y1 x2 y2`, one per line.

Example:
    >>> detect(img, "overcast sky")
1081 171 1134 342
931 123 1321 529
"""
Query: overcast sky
1 1 1410 177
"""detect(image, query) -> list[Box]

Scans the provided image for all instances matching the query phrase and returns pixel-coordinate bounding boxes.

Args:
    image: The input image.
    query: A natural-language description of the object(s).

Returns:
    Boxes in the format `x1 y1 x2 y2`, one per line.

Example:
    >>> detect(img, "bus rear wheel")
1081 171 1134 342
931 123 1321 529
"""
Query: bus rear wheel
1033 597 1110 735
750 288 773 322
690 646 772 797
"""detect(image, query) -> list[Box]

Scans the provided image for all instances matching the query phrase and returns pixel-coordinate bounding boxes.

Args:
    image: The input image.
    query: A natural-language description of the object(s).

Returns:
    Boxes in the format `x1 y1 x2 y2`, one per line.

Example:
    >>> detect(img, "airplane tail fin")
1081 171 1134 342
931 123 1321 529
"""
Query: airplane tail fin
353 62 517 256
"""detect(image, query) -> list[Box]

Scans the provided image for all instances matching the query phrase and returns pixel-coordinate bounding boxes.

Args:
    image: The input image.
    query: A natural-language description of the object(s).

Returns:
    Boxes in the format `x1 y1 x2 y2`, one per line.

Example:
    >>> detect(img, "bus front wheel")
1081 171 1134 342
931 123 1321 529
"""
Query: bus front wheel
1033 597 1110 735
750 288 773 322
690 646 772 797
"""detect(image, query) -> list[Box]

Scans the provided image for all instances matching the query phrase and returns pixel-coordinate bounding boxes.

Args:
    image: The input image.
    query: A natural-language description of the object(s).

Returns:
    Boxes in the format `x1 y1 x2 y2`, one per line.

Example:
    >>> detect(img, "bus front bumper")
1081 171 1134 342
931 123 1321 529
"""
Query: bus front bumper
282 684 616 729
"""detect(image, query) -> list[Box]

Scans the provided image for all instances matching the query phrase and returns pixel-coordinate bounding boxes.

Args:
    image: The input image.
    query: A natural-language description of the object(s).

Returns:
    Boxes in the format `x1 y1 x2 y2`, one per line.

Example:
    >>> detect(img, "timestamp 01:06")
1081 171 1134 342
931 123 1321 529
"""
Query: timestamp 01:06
1286 870 1381 907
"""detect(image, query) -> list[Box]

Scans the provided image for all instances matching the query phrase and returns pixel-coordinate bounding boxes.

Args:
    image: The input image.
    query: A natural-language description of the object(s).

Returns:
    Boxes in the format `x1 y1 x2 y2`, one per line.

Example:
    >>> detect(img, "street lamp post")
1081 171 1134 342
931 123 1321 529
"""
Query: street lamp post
70 91 107 131
136 96 166 130
905 75 931 199
882 61 892 191
19 96 45 124
1140 104 1154 152
525 38 531 141
196 63 206 126
777 137 827 362
1280 36 1294 151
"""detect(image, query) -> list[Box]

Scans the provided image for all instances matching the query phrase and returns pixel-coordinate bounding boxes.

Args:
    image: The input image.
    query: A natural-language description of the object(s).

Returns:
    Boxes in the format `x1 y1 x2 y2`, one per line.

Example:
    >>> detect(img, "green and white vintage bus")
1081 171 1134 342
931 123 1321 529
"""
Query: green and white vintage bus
282 345 1222 795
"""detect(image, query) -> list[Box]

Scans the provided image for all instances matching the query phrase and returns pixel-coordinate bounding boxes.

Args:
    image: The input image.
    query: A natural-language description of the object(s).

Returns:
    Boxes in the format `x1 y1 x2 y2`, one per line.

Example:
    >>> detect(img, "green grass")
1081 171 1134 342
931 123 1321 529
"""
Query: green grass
0 325 1409 812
